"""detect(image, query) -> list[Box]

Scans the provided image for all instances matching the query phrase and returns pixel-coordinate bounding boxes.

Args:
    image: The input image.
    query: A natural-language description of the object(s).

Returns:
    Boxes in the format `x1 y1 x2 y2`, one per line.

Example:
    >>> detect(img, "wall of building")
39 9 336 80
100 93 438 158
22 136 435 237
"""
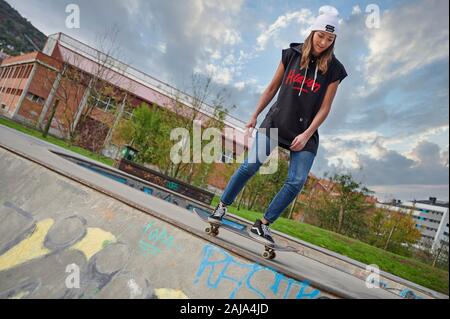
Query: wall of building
0 64 32 116
377 201 449 249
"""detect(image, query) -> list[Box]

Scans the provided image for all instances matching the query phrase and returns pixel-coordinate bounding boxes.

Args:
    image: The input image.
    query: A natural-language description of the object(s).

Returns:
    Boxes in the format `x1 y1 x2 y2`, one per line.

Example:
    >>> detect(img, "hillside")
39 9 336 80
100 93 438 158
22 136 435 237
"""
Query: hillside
0 0 47 55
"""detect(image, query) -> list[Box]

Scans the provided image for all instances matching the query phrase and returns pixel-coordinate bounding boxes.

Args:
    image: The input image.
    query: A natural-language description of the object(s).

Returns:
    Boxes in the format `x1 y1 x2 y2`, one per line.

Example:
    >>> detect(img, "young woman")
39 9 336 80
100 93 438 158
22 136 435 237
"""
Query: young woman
209 6 348 244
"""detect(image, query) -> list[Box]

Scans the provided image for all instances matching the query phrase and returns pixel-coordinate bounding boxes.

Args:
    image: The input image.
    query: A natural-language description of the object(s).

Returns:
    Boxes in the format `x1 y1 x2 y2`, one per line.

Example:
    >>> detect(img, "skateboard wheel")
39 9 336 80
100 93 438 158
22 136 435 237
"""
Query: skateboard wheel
262 250 276 260
262 251 271 259
206 226 219 237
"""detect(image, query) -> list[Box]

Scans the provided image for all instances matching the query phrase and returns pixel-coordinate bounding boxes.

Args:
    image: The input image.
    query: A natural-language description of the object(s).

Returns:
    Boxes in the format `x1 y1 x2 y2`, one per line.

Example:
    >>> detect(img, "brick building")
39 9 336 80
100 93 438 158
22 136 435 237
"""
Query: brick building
0 33 252 152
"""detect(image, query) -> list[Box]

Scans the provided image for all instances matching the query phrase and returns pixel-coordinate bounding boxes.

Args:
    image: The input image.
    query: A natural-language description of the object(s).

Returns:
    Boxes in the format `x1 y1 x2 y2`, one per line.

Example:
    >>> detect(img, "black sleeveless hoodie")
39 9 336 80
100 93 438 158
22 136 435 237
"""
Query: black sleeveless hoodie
259 43 347 155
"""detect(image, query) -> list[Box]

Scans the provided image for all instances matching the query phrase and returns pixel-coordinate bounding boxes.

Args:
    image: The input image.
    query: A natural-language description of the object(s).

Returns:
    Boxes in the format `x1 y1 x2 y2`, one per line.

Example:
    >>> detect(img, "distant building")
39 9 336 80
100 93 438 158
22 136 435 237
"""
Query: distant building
377 197 449 251
0 50 9 63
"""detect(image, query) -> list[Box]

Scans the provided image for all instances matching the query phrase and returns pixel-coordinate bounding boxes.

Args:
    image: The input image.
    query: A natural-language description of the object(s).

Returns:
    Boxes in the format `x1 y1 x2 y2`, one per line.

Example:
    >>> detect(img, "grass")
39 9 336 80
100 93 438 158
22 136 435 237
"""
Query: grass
211 197 449 295
0 117 114 166
1 116 448 295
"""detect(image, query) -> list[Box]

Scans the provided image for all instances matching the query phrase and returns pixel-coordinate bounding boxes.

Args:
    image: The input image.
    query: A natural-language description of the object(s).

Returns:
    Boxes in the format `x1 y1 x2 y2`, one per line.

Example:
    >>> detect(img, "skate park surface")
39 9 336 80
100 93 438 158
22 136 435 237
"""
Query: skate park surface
1 124 448 299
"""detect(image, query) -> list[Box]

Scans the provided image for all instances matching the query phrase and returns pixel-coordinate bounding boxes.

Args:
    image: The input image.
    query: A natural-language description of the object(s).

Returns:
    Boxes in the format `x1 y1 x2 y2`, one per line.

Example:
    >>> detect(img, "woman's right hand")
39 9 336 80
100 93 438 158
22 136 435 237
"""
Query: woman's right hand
245 116 258 135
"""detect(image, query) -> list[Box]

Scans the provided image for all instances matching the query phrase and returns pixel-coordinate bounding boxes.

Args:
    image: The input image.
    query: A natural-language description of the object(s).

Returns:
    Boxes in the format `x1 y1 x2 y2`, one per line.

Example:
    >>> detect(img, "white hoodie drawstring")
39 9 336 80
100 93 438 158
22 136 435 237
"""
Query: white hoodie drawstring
312 64 318 92
298 65 308 97
298 61 319 97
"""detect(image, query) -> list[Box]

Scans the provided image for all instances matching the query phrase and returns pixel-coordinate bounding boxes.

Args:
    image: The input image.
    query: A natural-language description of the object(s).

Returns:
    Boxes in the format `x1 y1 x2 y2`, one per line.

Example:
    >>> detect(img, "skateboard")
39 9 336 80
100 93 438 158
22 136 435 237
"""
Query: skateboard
193 208 298 260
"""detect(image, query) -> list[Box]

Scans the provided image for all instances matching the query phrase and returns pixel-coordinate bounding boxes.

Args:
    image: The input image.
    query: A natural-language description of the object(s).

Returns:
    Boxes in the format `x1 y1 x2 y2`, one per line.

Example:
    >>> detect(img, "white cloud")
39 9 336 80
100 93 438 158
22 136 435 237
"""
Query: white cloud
223 53 237 66
157 42 167 54
328 149 362 169
320 125 450 168
363 0 449 86
205 64 233 85
235 82 246 90
123 0 142 15
234 78 257 91
256 9 314 51
352 5 362 15
222 29 242 46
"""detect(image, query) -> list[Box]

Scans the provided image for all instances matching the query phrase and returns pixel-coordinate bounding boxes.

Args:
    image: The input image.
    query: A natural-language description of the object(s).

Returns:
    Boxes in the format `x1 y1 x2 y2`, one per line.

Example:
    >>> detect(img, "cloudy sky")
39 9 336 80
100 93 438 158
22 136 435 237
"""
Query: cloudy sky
6 0 449 202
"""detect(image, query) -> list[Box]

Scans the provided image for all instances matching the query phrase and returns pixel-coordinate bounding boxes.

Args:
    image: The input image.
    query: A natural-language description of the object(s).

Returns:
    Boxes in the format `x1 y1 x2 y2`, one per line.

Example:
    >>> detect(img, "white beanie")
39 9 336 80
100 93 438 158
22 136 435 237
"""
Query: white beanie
310 5 340 36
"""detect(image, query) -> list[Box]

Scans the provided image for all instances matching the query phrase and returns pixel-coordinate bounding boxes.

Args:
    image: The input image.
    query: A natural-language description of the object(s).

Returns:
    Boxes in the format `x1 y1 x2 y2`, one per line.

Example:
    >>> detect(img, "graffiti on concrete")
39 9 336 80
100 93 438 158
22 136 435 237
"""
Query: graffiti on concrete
139 221 183 257
368 278 422 299
194 244 322 299
0 201 187 299
142 187 183 207
399 289 421 299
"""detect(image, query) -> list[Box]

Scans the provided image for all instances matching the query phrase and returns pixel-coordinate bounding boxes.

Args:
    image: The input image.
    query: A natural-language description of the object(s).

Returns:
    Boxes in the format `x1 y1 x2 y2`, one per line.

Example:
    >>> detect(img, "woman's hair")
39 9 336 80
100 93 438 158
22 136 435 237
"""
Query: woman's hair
300 31 335 74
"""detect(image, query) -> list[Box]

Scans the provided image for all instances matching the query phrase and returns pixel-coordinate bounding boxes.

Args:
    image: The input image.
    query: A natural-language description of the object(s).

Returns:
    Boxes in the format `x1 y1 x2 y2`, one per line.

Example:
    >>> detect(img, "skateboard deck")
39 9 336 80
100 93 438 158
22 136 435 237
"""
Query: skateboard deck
193 208 298 260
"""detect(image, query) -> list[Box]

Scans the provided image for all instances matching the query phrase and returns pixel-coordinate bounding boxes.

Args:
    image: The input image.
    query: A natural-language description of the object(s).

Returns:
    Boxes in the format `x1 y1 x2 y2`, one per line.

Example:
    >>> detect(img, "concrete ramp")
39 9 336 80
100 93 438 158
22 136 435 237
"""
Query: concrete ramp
0 147 337 299
5 125 443 299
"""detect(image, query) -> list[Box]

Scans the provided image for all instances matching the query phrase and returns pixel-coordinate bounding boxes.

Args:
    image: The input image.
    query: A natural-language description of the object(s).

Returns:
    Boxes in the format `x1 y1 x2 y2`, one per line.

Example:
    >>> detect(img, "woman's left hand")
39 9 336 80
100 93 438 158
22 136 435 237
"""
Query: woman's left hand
290 132 311 151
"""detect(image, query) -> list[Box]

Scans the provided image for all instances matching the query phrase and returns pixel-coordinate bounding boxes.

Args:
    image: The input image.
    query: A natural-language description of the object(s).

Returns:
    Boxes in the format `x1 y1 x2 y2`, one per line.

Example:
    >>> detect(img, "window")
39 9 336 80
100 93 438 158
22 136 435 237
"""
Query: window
89 94 118 114
123 103 134 120
123 111 133 120
221 149 234 163
25 65 32 78
17 66 25 78
26 93 45 105
12 67 20 78
2 68 9 79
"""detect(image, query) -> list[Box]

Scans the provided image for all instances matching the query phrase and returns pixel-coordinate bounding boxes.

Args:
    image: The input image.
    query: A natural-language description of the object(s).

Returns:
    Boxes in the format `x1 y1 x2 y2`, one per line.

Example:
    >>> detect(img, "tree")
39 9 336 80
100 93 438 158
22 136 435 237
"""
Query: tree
418 237 450 269
367 208 387 246
328 173 372 234
304 172 374 240
387 212 421 252
42 99 60 138
38 26 134 152
141 72 237 187
432 238 449 268
369 208 421 255
114 72 238 191
115 102 171 165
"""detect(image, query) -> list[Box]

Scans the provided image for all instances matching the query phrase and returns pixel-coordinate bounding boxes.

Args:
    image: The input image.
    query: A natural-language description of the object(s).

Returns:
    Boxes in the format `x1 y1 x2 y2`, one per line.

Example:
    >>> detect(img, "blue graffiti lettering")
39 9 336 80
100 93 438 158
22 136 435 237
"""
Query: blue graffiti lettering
139 222 182 257
194 244 321 299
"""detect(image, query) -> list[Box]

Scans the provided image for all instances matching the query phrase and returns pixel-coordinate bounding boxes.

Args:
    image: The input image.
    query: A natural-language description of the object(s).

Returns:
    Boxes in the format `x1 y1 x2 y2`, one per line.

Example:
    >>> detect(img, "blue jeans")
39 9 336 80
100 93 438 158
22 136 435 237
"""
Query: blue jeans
220 130 316 224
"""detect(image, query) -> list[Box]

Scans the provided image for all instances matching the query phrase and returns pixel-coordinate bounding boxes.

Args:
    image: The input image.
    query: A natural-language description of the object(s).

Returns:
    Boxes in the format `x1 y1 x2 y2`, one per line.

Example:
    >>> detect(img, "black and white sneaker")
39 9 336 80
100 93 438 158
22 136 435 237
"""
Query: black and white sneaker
208 202 228 224
249 219 275 245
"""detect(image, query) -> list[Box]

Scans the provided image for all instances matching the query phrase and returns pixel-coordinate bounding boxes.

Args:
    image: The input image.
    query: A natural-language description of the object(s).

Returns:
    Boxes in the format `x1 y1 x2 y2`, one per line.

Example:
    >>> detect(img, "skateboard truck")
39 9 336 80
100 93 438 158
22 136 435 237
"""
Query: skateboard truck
262 246 276 260
205 223 220 237
194 208 296 261
205 221 276 260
